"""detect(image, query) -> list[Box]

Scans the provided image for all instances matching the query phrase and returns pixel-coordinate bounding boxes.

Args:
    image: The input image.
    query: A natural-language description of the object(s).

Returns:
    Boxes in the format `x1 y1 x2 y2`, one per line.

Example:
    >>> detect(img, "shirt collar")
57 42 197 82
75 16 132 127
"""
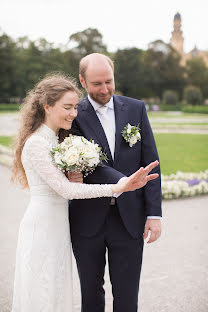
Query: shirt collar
88 94 114 112
38 123 59 141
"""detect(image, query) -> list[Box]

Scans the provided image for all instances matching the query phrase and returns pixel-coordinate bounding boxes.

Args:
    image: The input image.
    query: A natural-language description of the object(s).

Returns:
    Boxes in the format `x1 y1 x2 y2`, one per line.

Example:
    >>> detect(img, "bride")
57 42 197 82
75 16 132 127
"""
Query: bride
11 73 159 311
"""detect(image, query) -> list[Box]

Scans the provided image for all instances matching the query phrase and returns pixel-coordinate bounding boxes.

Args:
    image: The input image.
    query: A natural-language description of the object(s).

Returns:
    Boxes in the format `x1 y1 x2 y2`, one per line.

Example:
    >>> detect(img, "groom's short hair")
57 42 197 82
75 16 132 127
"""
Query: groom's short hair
79 53 114 80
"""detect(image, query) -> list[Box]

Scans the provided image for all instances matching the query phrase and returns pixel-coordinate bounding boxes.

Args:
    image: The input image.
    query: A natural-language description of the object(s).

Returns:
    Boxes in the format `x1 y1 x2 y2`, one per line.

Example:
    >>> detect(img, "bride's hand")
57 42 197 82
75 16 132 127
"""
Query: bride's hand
67 171 83 183
112 160 159 194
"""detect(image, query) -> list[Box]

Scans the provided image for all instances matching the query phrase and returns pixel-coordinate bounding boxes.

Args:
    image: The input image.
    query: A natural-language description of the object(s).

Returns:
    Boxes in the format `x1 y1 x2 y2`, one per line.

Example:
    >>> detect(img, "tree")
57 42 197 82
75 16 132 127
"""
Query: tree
114 48 148 98
69 28 107 59
162 90 179 105
186 58 208 98
0 34 16 101
144 40 185 99
62 50 79 79
15 37 65 98
183 85 203 105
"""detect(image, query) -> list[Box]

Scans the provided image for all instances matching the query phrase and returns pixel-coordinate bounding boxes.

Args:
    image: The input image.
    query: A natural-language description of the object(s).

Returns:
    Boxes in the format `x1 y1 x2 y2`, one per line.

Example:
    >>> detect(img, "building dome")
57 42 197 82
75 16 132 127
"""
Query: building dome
174 12 181 20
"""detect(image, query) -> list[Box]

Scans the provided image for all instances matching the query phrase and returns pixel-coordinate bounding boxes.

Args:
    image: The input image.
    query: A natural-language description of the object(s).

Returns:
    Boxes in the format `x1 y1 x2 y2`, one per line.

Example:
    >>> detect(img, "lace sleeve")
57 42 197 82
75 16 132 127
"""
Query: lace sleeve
22 136 113 200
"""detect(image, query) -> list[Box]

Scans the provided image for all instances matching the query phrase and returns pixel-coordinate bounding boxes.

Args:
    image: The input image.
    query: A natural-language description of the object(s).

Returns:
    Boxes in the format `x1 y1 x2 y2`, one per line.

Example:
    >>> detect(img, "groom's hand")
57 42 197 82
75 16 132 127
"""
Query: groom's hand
67 172 83 183
144 219 161 243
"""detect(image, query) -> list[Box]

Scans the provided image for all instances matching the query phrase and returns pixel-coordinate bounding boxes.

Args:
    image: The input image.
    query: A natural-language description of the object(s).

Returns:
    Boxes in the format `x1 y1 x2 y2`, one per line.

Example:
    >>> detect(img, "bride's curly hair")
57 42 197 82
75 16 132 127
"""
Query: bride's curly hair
12 73 81 189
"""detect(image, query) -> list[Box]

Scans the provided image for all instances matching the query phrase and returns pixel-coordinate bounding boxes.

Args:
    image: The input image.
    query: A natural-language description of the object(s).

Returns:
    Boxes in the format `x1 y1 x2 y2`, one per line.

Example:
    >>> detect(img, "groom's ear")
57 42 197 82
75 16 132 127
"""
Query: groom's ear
79 74 86 89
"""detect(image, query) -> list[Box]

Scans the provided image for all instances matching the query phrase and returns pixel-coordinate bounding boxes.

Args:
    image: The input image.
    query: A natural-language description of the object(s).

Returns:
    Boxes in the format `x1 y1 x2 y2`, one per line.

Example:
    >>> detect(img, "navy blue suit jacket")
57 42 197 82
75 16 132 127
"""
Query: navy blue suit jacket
69 95 162 239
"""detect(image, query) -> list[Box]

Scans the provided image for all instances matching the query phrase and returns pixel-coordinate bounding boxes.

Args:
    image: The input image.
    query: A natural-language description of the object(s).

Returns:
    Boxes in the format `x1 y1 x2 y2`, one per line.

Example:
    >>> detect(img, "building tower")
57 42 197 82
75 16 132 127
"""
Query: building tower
170 12 184 56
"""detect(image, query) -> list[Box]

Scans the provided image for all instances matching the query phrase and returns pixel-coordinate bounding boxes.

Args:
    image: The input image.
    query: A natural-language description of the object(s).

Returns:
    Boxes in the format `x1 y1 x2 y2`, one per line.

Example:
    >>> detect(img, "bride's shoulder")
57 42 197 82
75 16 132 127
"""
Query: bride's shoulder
24 132 49 151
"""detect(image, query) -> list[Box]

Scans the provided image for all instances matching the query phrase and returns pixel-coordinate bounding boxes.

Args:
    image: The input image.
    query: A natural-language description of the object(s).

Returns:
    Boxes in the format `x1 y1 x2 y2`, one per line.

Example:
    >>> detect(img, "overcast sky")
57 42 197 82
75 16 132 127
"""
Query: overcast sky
1 0 208 53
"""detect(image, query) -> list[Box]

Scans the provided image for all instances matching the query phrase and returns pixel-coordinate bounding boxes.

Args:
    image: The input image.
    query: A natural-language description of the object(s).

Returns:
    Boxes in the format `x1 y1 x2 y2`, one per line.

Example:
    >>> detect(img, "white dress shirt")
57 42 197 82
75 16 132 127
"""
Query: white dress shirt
88 95 116 157
88 95 160 220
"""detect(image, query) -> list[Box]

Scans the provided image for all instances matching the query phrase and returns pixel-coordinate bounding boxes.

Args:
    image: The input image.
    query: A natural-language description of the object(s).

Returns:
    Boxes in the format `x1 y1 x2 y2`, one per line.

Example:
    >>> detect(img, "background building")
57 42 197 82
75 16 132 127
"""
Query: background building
170 12 208 67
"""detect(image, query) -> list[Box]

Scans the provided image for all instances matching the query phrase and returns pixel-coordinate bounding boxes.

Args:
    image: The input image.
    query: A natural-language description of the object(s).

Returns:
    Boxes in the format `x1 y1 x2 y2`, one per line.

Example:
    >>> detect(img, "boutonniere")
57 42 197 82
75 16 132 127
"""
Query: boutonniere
121 123 141 147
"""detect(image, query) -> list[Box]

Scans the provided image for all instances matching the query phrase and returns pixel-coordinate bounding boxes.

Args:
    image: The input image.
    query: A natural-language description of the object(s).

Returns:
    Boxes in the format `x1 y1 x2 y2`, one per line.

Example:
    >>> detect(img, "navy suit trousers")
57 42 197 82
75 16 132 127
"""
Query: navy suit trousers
71 204 144 312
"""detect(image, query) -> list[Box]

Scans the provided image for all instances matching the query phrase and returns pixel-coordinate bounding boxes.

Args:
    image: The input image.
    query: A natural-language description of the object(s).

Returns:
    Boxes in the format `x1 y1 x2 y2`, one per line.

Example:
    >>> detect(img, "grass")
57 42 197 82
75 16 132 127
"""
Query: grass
154 133 208 175
0 136 13 147
0 104 20 112
0 111 19 115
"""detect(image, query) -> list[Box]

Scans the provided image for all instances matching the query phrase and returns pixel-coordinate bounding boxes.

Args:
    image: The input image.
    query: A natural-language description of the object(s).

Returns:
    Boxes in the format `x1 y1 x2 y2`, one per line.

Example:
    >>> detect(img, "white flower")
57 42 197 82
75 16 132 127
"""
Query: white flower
54 152 63 165
121 123 141 147
129 136 138 146
50 134 107 176
63 148 79 166
127 124 132 134
136 132 141 140
161 173 208 200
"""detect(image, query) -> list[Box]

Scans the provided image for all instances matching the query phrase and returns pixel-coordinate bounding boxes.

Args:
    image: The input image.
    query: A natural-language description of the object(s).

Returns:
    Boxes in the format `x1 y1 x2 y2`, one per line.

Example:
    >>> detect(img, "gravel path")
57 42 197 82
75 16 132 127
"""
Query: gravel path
152 128 208 134
1 113 208 136
0 165 208 312
0 114 20 136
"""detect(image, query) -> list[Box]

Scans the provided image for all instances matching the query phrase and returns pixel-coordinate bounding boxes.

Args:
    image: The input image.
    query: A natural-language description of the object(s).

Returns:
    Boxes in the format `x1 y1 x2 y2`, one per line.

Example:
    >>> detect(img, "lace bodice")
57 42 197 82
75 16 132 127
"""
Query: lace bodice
21 124 113 200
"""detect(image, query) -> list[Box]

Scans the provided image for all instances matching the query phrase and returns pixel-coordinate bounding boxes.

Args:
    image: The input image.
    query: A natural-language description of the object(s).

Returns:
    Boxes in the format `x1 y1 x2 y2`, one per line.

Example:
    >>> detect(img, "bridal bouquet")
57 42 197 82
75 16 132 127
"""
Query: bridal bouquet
50 135 108 177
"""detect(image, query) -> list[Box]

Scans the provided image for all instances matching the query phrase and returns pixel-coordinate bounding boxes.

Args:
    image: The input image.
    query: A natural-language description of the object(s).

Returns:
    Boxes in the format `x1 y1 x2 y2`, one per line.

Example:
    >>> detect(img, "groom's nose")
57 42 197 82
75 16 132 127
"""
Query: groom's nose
100 83 108 94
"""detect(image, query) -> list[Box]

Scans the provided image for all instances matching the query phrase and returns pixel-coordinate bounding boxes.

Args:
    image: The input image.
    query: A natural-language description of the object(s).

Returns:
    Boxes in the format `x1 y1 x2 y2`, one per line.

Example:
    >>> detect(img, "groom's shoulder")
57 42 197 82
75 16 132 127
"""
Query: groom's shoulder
78 96 89 107
114 94 145 109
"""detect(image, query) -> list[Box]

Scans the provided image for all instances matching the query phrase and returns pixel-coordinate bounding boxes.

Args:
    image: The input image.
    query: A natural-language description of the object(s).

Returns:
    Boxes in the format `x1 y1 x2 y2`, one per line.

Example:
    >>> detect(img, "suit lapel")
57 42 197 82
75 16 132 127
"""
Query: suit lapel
79 97 113 163
114 96 129 163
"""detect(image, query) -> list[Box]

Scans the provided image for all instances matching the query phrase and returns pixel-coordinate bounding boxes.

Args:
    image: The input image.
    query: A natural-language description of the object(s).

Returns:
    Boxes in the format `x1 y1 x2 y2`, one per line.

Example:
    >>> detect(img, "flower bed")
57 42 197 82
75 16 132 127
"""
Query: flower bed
162 170 208 199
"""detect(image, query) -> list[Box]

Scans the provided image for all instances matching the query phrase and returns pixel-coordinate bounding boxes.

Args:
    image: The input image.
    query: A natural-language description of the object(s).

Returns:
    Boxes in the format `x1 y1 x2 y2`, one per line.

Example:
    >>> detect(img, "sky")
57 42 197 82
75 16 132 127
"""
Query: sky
0 0 208 53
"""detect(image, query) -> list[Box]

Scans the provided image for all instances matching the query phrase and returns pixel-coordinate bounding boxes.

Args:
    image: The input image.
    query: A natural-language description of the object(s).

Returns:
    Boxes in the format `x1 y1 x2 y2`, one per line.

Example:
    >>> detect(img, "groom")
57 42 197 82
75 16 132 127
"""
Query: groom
69 53 162 311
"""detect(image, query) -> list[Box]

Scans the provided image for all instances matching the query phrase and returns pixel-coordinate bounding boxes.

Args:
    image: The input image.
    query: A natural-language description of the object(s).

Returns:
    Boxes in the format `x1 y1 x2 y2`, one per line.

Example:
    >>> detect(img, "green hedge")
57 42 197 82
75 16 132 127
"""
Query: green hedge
157 104 182 111
0 104 20 112
151 104 208 114
181 105 208 114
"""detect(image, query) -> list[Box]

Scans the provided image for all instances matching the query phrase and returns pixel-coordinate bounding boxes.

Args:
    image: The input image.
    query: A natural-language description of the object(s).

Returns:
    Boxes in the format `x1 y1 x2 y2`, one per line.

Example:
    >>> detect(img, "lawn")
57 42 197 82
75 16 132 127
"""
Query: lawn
0 104 20 112
0 136 13 147
154 133 208 175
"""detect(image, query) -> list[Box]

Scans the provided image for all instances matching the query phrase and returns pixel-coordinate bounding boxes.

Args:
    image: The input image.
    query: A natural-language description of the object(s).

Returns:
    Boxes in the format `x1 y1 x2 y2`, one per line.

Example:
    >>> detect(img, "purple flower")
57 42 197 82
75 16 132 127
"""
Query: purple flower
185 179 208 186
186 179 201 186
152 105 159 111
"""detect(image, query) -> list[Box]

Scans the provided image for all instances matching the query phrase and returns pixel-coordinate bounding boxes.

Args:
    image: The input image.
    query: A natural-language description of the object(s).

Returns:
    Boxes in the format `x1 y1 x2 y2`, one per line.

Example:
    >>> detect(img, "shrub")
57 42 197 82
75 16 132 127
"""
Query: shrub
162 90 179 105
157 104 181 111
183 85 203 105
182 105 208 114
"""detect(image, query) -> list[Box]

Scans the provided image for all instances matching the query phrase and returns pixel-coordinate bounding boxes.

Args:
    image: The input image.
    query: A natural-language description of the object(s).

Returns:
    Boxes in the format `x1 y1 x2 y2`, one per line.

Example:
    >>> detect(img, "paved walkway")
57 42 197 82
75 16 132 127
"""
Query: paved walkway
1 113 208 136
0 114 20 136
0 165 208 311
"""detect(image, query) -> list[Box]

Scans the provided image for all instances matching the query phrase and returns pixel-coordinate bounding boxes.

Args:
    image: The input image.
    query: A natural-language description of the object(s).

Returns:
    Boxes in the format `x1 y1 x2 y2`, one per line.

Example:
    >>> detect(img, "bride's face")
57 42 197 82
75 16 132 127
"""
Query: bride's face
44 91 79 134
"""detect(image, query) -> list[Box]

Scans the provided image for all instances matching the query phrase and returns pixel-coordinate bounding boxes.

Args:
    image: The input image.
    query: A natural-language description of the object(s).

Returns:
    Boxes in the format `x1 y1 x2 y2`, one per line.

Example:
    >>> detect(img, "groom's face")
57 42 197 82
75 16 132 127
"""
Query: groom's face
79 62 115 105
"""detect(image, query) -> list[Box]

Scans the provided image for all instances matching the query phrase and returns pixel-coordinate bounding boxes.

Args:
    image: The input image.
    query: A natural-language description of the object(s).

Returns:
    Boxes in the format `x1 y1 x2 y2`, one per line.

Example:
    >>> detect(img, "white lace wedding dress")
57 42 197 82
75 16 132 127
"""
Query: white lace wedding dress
12 124 113 312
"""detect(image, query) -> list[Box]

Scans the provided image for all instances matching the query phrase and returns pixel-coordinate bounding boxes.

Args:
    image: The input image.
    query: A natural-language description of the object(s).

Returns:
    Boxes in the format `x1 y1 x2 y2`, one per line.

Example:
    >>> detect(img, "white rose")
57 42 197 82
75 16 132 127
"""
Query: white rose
63 148 79 166
72 136 83 147
136 132 141 140
129 135 138 146
54 152 63 165
127 124 132 134
88 157 99 167
63 137 72 145
84 150 98 162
